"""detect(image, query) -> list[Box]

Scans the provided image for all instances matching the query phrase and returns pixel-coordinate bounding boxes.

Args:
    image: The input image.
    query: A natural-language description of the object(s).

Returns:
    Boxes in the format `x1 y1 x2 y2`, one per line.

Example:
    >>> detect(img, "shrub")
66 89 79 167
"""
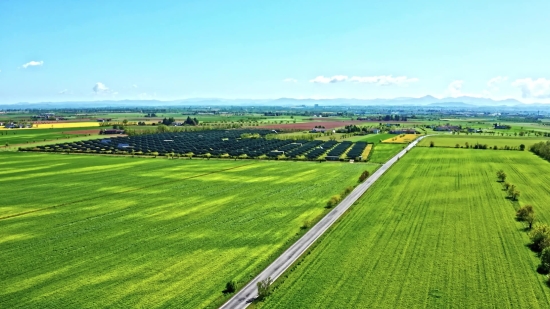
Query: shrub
325 194 341 208
343 186 354 195
429 141 434 147
541 247 550 273
256 277 273 301
530 224 550 252
223 281 236 294
359 170 370 182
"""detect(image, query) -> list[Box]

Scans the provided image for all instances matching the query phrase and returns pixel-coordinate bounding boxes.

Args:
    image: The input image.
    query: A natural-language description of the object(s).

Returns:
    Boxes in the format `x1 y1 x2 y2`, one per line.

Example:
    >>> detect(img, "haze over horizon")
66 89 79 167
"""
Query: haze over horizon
1 0 550 104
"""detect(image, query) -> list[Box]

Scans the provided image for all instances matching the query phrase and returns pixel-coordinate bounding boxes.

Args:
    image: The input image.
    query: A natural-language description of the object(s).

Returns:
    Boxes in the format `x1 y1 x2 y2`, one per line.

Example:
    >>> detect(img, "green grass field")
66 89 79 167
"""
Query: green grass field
259 148 550 308
368 143 405 163
418 119 550 134
418 135 550 148
0 127 100 145
0 153 377 308
0 135 103 152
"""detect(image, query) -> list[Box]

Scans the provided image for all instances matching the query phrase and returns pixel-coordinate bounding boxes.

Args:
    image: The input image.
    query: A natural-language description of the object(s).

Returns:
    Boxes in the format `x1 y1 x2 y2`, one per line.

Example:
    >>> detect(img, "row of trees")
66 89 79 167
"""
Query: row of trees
497 171 521 201
498 170 550 279
455 143 526 150
530 224 550 275
125 123 244 136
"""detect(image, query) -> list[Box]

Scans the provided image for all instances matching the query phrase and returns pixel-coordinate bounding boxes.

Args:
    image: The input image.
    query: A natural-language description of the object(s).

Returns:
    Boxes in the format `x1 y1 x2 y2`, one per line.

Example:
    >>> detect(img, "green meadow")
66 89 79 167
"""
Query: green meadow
0 153 376 308
418 135 550 148
259 148 550 308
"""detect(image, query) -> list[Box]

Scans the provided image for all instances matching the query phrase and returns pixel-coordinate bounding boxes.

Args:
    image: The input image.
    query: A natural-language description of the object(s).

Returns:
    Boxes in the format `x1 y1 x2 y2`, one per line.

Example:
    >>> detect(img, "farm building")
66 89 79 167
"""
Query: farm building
433 125 460 131
310 128 326 133
3 123 29 129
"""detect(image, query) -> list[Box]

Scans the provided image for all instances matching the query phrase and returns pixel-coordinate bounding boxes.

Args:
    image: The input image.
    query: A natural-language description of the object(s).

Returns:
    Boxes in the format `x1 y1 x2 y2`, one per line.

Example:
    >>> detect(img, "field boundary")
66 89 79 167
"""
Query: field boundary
219 135 427 309
0 162 257 221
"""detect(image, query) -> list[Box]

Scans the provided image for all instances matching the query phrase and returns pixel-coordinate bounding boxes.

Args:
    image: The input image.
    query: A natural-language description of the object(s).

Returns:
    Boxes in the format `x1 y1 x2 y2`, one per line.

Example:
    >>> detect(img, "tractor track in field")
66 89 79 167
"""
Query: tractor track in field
0 162 257 221
220 135 427 309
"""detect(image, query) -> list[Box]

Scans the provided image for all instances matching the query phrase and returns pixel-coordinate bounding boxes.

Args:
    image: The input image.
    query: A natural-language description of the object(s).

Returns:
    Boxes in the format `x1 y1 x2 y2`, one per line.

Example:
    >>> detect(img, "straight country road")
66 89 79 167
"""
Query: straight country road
220 136 428 309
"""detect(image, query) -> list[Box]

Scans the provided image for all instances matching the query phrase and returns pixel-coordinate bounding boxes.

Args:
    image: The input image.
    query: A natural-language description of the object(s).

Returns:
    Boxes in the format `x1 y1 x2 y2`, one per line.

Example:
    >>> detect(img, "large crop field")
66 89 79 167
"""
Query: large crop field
260 148 550 308
0 127 100 146
0 153 376 308
418 135 550 148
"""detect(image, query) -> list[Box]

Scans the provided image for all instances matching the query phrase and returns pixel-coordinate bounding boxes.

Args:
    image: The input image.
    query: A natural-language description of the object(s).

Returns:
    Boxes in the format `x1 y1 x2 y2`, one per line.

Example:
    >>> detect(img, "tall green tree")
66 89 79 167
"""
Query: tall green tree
256 277 273 301
496 170 507 182
530 224 550 251
516 205 534 221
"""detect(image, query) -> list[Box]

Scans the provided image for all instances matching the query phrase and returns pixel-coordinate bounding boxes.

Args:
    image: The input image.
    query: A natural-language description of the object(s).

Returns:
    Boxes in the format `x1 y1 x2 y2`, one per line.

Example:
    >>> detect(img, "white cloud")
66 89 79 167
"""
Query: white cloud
310 75 349 84
93 82 109 94
487 76 508 91
22 61 44 68
512 78 550 99
132 84 138 88
59 89 68 94
283 78 297 83
448 80 464 97
349 75 419 86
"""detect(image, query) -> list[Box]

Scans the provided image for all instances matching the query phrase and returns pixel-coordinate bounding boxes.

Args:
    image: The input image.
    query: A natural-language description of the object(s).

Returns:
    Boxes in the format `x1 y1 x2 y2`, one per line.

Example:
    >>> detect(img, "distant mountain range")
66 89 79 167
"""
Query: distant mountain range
0 96 546 109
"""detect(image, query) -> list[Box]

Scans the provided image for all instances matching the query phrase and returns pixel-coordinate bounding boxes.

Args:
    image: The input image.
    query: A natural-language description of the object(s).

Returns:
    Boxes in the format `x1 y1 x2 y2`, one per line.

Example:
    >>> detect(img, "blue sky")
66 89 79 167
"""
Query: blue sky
1 0 550 103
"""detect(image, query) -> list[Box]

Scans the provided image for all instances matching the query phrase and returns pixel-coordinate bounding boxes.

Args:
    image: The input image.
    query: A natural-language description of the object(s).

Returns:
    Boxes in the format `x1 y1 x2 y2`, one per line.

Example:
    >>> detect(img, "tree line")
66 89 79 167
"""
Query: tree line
497 170 550 282
530 141 550 161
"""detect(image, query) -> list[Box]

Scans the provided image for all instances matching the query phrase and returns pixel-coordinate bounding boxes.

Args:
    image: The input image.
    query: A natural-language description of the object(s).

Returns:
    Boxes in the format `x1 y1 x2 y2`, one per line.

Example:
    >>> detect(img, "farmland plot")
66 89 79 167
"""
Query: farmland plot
382 133 418 143
418 135 550 148
368 143 405 163
0 152 375 308
0 127 100 145
260 148 550 309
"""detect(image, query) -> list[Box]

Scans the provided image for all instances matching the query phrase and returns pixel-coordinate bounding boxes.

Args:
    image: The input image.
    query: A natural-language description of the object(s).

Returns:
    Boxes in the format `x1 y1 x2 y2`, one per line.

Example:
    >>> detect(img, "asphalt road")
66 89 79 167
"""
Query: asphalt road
220 136 428 309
